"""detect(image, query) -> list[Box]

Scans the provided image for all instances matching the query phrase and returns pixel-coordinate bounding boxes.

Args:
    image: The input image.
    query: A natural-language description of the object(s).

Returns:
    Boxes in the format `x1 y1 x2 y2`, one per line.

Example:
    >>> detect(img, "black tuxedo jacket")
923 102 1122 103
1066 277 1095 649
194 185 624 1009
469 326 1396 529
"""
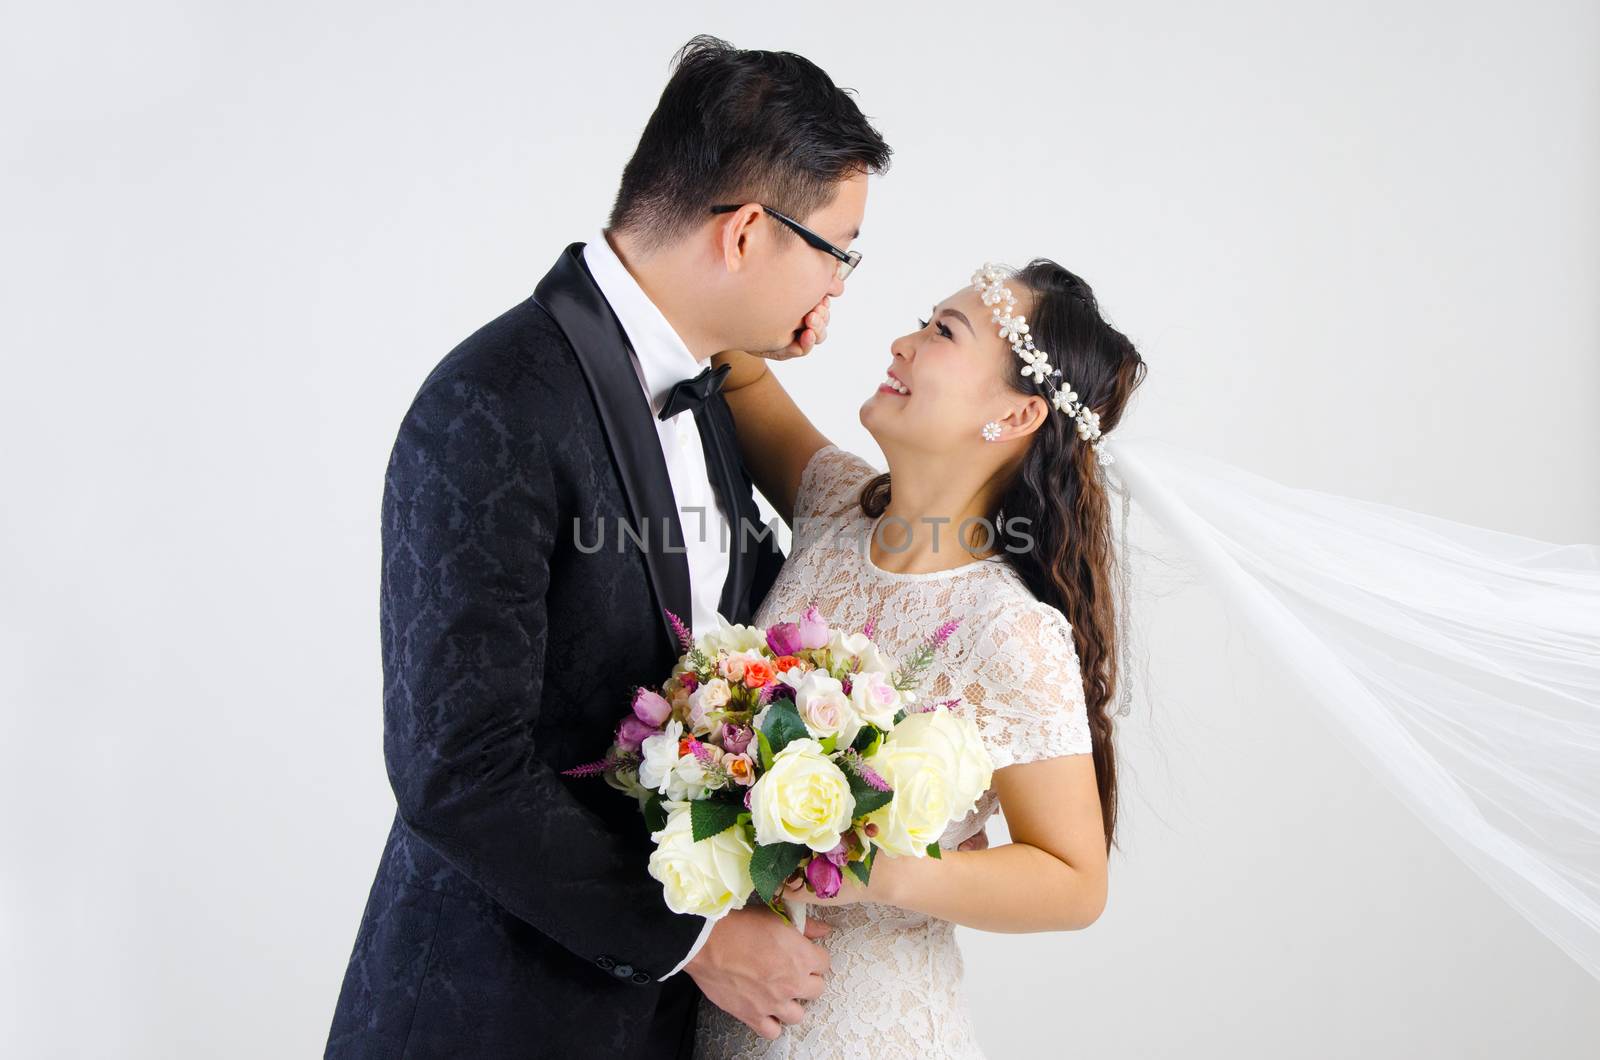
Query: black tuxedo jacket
326 243 786 1059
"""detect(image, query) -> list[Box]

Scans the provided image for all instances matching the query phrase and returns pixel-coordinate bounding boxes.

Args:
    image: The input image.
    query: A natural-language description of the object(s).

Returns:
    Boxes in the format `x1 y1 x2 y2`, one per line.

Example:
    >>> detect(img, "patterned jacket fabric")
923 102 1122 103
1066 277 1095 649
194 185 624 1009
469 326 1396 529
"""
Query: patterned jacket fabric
325 244 784 1059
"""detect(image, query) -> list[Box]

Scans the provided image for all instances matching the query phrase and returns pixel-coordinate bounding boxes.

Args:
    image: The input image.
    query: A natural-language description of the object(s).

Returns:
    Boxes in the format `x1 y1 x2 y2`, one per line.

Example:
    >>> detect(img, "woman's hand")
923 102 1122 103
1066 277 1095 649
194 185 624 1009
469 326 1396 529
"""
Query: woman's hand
764 295 831 362
779 829 987 909
780 857 884 908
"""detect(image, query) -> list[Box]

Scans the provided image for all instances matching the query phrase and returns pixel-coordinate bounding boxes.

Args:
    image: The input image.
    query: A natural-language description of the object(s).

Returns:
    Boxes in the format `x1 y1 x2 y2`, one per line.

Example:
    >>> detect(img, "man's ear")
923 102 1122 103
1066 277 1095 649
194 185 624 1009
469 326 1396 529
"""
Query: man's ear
716 205 764 273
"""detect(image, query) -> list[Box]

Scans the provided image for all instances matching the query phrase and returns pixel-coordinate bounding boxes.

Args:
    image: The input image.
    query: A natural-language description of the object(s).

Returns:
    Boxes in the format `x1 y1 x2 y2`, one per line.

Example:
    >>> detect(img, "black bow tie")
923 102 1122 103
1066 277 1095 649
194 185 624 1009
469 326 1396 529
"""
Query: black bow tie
657 363 732 421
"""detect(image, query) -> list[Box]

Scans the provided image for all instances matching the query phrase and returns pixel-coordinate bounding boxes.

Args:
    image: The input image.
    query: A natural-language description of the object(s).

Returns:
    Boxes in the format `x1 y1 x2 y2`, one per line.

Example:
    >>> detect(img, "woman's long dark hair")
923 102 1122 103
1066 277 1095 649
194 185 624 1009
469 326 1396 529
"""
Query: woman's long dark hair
861 259 1148 852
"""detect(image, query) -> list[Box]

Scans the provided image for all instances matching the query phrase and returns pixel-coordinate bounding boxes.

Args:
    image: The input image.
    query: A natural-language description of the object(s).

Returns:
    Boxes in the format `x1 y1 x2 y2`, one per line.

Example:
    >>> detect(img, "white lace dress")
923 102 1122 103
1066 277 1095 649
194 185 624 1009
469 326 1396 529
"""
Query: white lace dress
693 446 1094 1060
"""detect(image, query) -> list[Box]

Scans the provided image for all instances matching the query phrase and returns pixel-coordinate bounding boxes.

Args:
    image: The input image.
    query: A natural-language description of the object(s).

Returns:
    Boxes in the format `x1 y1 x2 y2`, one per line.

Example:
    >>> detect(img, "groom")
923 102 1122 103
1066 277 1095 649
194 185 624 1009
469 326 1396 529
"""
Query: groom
325 36 890 1059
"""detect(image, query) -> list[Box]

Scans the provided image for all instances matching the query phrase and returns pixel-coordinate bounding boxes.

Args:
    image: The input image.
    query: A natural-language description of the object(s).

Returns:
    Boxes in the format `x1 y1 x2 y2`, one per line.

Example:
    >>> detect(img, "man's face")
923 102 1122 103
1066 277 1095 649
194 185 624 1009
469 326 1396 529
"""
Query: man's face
724 170 867 355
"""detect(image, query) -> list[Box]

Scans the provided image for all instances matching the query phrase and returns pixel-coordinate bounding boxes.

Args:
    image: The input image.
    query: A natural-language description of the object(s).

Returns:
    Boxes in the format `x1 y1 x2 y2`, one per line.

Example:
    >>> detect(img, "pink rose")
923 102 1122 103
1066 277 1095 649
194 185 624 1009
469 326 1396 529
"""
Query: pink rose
805 854 842 899
766 622 802 656
799 694 844 737
616 715 657 752
719 723 753 756
798 606 829 651
632 688 672 727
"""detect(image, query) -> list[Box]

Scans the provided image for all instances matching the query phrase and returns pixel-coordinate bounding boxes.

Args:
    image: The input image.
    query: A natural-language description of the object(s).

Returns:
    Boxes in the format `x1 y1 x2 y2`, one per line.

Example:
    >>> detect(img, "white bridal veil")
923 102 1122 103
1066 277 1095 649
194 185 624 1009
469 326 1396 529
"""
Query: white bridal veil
1100 437 1600 983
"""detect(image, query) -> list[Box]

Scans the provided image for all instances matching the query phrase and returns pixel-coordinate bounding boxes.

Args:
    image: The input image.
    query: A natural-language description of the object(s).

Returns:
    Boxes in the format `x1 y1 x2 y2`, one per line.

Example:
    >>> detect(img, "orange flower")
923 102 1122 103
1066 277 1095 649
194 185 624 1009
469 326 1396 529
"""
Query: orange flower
724 752 757 787
742 659 774 689
773 655 801 673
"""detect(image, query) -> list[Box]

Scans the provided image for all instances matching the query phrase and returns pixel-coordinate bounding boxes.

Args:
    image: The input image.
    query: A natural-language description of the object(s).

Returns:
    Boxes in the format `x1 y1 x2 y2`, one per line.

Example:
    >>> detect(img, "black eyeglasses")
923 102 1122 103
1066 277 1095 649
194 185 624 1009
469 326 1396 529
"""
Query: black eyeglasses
709 203 862 280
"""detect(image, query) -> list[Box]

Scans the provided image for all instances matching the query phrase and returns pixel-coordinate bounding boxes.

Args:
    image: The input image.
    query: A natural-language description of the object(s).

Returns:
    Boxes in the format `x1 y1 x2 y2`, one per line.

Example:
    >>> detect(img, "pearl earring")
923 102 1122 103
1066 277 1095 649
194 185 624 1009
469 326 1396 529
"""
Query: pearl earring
981 421 1002 442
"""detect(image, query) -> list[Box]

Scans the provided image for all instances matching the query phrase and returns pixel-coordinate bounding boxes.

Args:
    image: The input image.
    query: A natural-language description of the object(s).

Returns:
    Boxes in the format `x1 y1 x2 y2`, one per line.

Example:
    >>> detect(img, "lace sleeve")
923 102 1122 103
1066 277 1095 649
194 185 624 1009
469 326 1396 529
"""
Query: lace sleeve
957 600 1094 769
792 445 879 551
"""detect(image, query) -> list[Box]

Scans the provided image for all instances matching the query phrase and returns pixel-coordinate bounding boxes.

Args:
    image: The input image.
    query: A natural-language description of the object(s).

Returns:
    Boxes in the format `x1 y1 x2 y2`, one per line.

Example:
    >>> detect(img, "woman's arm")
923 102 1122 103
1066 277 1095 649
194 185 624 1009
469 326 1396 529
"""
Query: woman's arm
712 348 832 527
792 754 1108 932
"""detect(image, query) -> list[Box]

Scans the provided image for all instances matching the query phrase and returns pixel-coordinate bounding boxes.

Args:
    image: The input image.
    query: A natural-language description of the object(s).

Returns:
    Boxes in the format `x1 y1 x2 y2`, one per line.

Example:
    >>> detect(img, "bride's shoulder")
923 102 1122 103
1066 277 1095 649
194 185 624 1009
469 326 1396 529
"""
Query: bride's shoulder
795 445 881 525
954 584 1092 764
956 578 1082 689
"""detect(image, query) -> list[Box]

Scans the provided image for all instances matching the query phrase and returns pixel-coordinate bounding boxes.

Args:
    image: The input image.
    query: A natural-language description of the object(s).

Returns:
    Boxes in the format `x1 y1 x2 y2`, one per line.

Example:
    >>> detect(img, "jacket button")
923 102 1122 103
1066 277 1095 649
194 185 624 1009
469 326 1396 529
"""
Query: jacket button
612 963 633 979
595 956 615 971
631 971 651 984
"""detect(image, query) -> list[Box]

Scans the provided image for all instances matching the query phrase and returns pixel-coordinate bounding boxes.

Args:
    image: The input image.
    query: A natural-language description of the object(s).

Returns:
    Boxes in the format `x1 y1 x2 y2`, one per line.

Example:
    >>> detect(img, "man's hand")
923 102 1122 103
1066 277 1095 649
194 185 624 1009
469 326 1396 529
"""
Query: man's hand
685 906 833 1040
957 828 989 853
762 295 831 362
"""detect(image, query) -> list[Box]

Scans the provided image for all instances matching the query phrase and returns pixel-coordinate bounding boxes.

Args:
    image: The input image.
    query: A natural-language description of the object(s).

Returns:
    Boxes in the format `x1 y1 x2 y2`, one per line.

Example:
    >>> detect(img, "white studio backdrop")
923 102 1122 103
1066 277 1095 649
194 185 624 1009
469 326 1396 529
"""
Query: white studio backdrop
3 2 1597 1057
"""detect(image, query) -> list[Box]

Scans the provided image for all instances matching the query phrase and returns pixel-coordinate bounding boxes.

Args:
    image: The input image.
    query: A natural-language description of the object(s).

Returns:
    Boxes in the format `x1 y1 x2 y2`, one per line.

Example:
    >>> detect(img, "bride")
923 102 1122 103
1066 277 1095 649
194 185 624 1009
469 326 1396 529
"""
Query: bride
693 257 1147 1058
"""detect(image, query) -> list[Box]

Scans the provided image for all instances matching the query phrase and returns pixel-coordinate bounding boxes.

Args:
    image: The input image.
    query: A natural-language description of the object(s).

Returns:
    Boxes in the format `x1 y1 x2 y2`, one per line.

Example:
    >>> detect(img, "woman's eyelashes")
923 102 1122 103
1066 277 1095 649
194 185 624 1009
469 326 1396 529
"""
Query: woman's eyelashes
916 317 953 339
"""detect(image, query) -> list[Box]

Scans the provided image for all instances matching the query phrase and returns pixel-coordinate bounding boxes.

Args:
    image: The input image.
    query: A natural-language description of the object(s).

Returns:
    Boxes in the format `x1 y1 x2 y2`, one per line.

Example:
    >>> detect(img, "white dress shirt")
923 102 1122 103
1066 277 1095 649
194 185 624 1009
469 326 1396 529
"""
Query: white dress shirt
582 231 726 977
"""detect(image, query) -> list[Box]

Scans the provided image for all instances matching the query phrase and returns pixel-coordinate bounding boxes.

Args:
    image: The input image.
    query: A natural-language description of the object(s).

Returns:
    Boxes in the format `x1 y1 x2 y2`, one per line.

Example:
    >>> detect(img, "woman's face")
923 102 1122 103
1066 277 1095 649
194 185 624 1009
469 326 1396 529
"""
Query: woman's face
860 281 1045 455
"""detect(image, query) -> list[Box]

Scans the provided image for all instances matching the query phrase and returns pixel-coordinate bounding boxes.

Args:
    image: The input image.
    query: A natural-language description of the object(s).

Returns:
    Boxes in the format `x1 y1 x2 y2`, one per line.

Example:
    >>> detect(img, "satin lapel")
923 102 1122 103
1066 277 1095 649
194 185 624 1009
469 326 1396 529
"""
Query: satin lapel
532 242 691 656
693 395 757 625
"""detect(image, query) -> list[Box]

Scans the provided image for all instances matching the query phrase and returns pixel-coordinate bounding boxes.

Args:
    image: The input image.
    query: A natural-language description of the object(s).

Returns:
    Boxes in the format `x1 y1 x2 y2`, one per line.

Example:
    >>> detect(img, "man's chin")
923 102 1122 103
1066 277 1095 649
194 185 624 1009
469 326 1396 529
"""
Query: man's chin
766 328 809 356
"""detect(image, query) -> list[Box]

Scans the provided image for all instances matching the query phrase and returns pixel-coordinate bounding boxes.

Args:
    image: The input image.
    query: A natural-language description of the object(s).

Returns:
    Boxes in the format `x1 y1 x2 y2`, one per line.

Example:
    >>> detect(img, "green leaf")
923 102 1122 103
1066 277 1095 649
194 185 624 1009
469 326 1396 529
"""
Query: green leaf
849 725 879 755
690 798 744 842
749 841 808 902
846 847 877 887
756 728 774 772
847 769 892 817
760 699 809 757
926 841 943 859
892 709 908 726
643 794 667 834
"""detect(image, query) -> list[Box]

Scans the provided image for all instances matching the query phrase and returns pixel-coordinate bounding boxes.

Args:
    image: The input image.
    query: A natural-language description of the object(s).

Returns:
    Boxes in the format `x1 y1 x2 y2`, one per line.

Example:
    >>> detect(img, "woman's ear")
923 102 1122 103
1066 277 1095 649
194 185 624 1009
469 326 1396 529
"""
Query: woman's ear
998 394 1051 439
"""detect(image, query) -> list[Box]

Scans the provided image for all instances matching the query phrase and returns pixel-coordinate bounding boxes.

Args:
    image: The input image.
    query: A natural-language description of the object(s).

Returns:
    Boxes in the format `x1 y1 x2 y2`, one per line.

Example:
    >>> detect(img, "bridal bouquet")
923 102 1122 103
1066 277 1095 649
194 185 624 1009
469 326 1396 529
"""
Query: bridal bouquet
565 607 993 923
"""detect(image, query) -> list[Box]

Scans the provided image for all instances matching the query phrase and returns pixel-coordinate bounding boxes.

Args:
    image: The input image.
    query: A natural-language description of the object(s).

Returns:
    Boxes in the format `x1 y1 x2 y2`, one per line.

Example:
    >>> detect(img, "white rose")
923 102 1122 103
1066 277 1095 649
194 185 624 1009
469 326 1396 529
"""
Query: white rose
774 663 811 689
687 678 731 736
748 738 854 852
638 720 684 794
695 616 769 656
826 629 893 677
862 710 993 857
944 712 995 812
848 670 903 730
604 764 652 809
647 802 755 919
664 751 711 801
793 671 864 745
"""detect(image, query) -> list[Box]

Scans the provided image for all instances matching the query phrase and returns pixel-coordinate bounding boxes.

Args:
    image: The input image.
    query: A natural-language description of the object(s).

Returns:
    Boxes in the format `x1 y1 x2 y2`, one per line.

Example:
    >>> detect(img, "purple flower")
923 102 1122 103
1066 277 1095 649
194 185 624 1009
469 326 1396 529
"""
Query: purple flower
805 855 842 899
766 621 802 657
665 610 695 652
616 715 657 752
823 840 850 868
720 723 754 756
632 688 672 726
929 618 962 649
843 750 890 791
798 605 829 651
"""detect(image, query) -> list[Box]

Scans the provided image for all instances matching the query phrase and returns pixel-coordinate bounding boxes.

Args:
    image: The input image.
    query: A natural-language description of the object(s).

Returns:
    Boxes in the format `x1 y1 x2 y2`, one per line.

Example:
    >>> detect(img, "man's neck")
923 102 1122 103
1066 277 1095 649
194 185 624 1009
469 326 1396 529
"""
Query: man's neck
603 228 717 364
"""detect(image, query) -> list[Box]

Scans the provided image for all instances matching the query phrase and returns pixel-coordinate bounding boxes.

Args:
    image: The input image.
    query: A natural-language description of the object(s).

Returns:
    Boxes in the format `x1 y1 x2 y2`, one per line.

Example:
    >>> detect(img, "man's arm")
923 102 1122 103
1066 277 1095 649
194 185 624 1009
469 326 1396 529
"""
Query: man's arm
379 372 703 979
